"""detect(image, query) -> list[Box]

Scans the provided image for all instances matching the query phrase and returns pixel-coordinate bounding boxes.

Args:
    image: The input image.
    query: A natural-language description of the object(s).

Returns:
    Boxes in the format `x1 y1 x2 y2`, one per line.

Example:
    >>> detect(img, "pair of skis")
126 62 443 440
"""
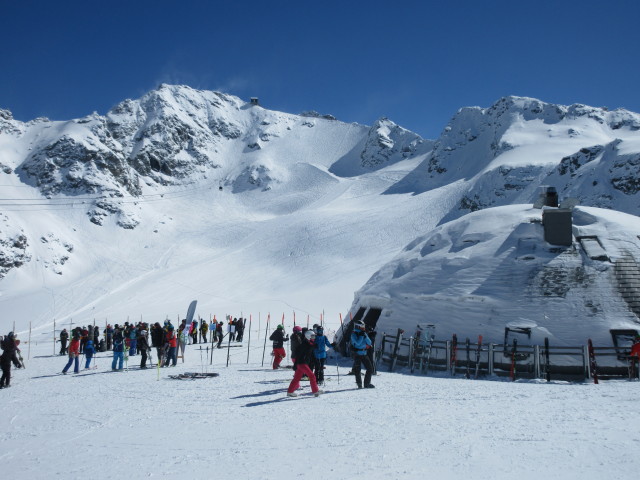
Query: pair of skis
451 334 483 379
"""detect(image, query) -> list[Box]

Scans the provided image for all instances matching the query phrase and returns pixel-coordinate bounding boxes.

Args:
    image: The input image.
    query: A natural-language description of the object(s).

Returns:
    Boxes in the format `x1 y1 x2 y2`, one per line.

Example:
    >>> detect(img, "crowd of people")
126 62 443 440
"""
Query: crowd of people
269 320 377 396
1 316 380 396
56 317 249 372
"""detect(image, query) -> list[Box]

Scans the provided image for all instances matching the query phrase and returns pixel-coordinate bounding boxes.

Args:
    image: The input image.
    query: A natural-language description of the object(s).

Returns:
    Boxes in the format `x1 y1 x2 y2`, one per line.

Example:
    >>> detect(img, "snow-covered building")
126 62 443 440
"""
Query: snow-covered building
340 203 640 375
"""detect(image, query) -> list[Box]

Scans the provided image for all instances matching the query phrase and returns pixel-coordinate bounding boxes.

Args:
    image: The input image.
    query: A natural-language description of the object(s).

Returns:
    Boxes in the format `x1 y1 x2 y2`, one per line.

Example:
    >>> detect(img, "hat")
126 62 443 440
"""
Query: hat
277 325 284 330
293 326 302 333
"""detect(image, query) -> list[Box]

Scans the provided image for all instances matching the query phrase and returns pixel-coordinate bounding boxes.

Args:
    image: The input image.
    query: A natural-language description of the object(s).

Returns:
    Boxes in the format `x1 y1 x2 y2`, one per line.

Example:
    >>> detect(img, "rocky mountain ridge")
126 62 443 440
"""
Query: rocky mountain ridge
1 87 640 282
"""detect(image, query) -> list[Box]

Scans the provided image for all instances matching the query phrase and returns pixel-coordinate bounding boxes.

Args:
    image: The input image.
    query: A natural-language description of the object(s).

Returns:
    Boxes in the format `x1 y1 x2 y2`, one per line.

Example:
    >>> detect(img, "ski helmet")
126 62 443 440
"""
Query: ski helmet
277 324 284 330
293 326 302 333
304 330 316 341
354 321 365 331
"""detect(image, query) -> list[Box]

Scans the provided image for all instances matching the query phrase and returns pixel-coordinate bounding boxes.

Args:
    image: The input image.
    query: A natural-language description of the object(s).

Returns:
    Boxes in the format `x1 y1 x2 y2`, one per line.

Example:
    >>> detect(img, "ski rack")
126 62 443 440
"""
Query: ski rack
379 330 639 382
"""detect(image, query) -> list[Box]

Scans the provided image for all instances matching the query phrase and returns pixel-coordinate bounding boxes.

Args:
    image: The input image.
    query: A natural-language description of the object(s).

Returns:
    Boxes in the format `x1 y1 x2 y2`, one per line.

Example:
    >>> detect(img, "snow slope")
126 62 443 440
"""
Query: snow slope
2 333 639 480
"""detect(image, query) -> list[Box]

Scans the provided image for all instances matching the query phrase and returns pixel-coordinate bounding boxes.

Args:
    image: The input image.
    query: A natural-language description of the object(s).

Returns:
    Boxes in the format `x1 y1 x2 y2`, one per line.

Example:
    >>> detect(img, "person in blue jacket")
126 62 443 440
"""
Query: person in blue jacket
350 321 375 389
84 338 95 369
312 326 333 385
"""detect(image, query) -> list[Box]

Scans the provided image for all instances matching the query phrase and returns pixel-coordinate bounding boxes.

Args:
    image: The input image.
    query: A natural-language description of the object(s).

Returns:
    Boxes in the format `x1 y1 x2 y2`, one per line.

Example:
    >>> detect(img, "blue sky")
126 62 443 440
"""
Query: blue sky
1 0 638 139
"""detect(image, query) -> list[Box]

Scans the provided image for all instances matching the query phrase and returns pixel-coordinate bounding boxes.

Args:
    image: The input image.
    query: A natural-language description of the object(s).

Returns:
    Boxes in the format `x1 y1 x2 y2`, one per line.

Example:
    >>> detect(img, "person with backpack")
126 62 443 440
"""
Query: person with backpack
84 338 95 369
1 332 22 388
286 330 323 397
59 328 69 355
128 325 138 356
269 325 289 369
350 321 375 389
312 326 333 385
290 326 303 365
200 320 209 343
111 326 125 371
104 325 114 350
235 318 245 342
62 331 81 374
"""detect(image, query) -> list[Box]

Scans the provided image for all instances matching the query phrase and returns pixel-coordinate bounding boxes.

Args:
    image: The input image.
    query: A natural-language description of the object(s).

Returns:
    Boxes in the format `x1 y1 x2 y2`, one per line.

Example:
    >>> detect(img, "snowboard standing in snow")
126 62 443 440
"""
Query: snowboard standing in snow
588 339 599 384
450 334 458 376
509 339 517 381
474 335 483 379
465 337 471 379
544 337 551 382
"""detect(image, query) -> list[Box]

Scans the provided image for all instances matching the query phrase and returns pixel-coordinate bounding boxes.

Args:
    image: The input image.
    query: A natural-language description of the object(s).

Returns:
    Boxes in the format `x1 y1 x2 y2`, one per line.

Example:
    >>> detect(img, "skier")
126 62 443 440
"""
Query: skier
84 338 95 369
93 325 100 345
1 332 22 388
286 330 323 397
59 328 69 355
200 320 208 343
151 322 165 366
290 326 303 365
235 318 245 342
190 320 198 344
269 325 289 369
350 321 375 389
215 322 224 348
312 326 333 385
128 324 138 357
104 324 113 350
111 326 125 371
164 325 178 367
137 325 151 368
229 318 237 342
62 331 81 374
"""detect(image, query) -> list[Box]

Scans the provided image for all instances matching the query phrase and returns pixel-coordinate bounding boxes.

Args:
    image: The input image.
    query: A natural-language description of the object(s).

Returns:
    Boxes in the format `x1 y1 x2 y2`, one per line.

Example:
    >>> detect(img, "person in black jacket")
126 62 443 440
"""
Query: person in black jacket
151 322 165 365
1 332 22 388
286 330 323 397
269 325 289 369
59 329 69 355
137 326 151 368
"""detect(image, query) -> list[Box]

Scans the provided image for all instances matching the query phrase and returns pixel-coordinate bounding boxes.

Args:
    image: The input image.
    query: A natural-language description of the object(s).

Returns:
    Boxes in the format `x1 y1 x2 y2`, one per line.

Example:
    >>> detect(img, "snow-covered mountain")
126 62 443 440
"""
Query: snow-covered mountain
1 86 640 341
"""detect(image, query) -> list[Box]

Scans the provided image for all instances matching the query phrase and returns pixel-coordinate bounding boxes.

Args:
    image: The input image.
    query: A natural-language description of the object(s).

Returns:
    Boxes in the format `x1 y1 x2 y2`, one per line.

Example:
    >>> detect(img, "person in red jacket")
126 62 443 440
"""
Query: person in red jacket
164 326 178 367
62 332 81 374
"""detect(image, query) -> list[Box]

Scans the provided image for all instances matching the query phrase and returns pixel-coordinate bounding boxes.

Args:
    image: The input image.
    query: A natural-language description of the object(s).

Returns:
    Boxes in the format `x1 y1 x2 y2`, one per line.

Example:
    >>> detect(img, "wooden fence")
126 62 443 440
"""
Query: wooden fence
377 329 638 382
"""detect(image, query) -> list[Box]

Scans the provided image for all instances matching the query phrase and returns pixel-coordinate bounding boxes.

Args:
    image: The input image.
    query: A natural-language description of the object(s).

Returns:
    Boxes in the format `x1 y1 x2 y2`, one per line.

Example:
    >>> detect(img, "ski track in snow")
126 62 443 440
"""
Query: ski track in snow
1 334 639 480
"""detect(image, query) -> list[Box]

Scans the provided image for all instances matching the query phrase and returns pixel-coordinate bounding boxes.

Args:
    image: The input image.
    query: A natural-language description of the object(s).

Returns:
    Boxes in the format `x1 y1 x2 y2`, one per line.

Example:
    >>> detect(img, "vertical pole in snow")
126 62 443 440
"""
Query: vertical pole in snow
534 345 540 379
246 314 252 364
584 345 590 381
28 322 32 359
544 337 551 382
488 343 494 376
210 315 216 365
446 340 451 373
261 314 270 367
53 319 56 356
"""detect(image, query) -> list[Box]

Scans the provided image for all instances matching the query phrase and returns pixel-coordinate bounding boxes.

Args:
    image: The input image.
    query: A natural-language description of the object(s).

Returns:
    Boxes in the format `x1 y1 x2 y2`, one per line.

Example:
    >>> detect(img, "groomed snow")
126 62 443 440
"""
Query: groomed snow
2 329 639 480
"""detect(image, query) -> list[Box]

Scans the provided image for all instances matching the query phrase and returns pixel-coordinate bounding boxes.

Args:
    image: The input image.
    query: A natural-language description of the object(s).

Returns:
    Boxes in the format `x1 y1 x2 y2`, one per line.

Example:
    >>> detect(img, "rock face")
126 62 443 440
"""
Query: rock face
387 96 640 223
0 215 30 279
